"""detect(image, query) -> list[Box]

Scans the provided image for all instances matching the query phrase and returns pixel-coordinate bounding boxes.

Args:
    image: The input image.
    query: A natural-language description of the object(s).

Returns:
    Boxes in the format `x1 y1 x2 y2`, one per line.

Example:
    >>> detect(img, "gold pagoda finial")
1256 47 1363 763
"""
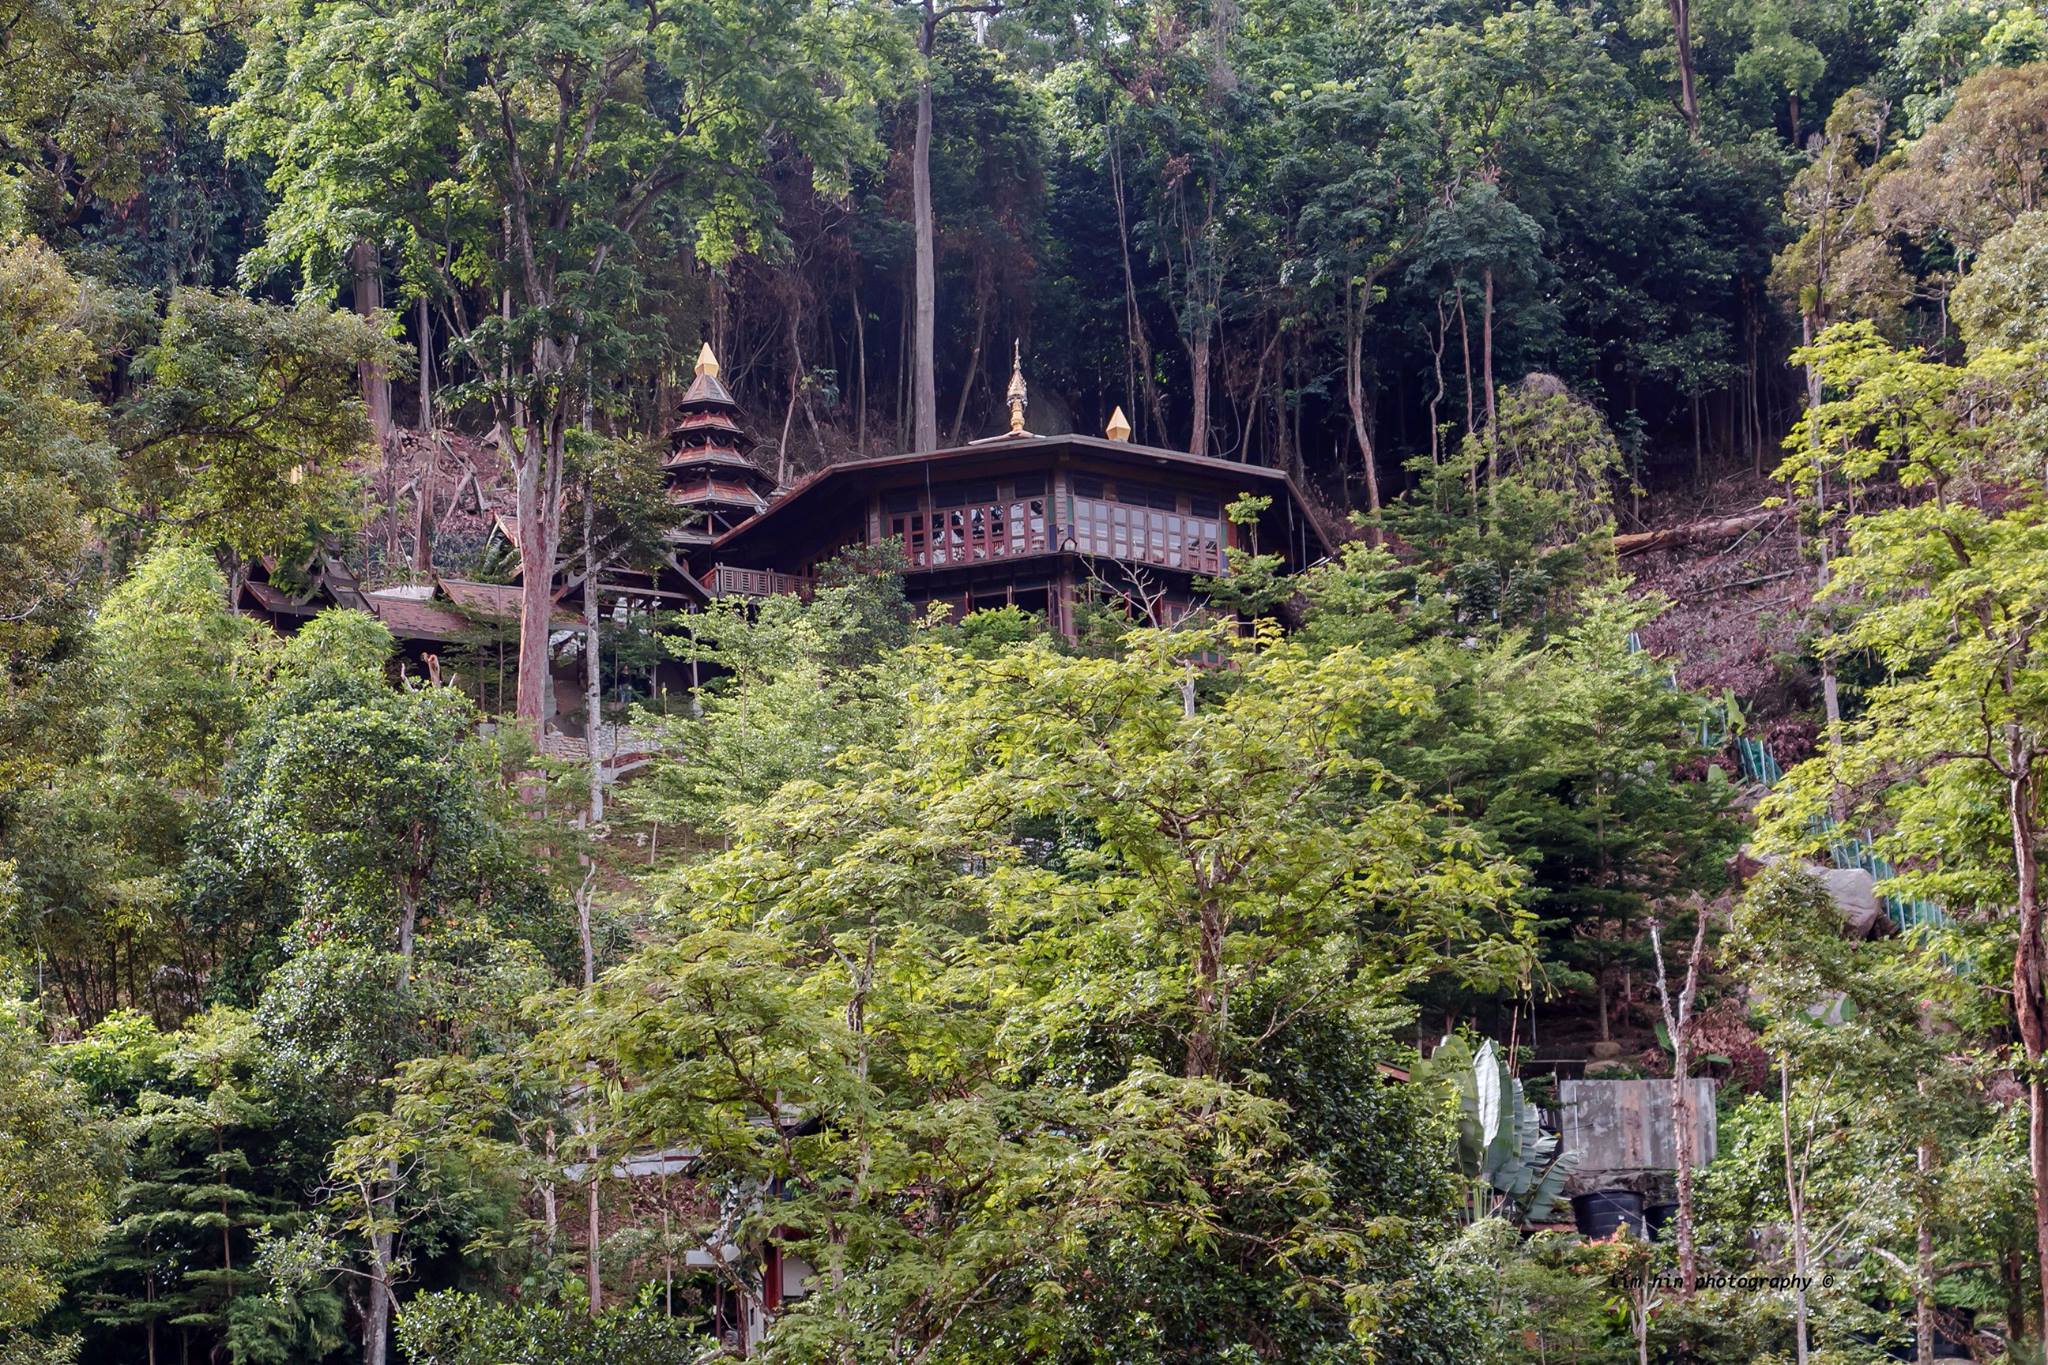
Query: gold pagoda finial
1005 340 1028 435
694 342 720 378
1105 406 1132 441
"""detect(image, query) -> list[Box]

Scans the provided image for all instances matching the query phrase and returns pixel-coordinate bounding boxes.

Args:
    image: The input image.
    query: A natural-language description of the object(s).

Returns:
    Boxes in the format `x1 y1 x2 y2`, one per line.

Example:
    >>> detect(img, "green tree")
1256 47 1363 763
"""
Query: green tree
0 1006 115 1346
397 1289 705 1365
117 290 390 561
629 566 916 838
0 235 109 798
537 620 1529 1361
67 1007 348 1365
3 546 263 1024
0 0 200 230
1952 209 2048 354
1764 319 2048 1346
223 0 882 734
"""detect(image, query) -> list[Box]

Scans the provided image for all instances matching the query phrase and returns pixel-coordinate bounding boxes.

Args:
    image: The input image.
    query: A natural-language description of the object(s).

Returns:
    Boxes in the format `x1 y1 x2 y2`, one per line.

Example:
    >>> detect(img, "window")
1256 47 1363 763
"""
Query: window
880 482 1049 568
1011 473 1047 497
1066 491 1223 574
931 478 998 508
1115 481 1177 510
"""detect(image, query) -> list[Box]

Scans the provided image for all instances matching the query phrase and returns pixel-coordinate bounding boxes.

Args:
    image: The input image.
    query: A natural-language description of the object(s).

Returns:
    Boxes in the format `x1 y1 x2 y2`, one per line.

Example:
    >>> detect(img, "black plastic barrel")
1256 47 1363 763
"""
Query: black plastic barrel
1571 1190 1646 1239
1644 1201 1679 1242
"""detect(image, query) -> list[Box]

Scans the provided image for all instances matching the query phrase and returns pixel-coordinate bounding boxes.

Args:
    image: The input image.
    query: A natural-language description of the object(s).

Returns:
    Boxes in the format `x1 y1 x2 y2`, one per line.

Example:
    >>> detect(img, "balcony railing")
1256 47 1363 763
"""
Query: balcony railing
882 495 1227 577
705 564 810 600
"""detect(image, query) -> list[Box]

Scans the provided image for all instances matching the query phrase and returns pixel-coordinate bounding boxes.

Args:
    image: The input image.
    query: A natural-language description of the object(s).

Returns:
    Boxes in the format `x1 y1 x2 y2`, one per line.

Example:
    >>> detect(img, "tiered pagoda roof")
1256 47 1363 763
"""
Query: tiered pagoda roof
664 344 775 545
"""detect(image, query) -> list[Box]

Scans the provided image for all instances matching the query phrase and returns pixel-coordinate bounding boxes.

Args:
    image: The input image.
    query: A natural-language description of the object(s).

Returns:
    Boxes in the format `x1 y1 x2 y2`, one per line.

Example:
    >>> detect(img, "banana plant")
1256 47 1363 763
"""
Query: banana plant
1417 1035 1578 1224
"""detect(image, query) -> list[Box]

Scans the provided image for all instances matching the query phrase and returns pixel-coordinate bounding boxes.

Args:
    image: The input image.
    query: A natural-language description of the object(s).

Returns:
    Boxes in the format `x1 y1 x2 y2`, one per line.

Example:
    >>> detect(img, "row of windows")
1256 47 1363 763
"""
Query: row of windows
887 499 1051 567
1067 500 1225 574
881 474 1219 519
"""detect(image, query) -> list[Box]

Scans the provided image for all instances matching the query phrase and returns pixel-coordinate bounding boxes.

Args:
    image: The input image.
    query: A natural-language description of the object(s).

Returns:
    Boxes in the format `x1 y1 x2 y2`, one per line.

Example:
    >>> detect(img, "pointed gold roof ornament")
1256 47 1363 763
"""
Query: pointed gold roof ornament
694 342 721 378
1005 340 1028 435
1105 406 1132 441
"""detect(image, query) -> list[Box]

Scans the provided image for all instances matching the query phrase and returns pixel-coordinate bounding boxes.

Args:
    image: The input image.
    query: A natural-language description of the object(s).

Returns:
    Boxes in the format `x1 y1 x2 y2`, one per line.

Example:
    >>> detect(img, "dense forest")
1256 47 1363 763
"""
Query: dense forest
7 0 2048 1360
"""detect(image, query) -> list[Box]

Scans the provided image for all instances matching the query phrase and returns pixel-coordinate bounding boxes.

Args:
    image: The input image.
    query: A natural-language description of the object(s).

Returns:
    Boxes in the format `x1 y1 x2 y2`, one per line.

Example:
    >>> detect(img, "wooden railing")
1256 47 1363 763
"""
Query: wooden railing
706 564 810 599
539 723 661 781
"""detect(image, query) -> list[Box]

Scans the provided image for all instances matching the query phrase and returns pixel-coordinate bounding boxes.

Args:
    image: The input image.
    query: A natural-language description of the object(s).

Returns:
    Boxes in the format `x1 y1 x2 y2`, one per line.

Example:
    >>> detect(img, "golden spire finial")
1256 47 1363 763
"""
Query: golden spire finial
1005 340 1028 435
1105 406 1132 442
694 342 720 378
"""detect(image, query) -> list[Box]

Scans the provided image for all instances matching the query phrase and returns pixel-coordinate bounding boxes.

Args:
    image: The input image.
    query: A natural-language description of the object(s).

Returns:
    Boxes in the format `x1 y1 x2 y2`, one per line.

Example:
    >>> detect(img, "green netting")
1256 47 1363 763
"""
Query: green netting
1628 631 1945 935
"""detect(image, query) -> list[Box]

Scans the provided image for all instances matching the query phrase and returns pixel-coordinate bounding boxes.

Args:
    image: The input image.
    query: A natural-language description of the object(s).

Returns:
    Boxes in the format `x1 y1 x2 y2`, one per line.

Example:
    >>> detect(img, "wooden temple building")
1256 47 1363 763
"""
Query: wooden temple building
237 343 1332 744
696 345 1331 627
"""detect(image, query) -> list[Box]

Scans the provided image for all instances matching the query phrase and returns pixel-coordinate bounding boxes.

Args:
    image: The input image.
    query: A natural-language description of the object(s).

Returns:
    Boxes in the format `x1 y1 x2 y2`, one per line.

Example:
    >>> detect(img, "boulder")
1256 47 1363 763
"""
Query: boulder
1589 1041 1625 1061
1807 864 1887 939
1744 850 1887 939
1584 1059 1633 1077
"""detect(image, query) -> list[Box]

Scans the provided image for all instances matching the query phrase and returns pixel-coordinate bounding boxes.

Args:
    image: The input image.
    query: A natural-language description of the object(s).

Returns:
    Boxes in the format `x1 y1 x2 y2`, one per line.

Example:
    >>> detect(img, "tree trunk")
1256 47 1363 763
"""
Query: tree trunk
1456 285 1475 442
1916 1129 1935 1365
417 296 433 432
583 489 604 826
514 421 566 736
1428 292 1449 473
947 271 990 446
1108 127 1166 442
910 38 939 453
851 275 867 454
1185 900 1224 1079
350 240 393 452
1188 332 1212 457
1804 315 1845 801
1344 282 1381 520
396 890 417 990
1653 912 1708 1296
2004 1245 2028 1348
1692 390 1703 484
586 1142 603 1313
1782 1058 1811 1365
1668 0 1699 135
362 1239 393 1365
1612 508 1775 556
1482 267 1498 520
2005 740 2048 1345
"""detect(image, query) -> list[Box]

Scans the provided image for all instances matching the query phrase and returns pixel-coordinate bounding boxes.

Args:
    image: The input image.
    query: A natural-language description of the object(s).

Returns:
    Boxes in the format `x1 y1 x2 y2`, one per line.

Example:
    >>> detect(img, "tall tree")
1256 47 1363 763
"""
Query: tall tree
1766 319 2048 1345
908 0 1000 451
224 0 877 734
0 1005 115 1344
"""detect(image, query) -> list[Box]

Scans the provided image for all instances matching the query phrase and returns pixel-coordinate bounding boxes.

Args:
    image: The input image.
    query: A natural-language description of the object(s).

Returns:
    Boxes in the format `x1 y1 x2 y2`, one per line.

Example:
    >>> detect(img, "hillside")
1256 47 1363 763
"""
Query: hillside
7 0 2048 1361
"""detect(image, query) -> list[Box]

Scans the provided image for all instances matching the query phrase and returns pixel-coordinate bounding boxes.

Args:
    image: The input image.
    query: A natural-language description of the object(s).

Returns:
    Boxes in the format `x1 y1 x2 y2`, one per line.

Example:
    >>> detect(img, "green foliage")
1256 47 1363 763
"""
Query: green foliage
118 289 388 560
1380 377 1624 639
14 0 2048 1358
89 546 260 793
1953 209 2048 354
1417 1036 1578 1223
63 1007 349 1365
629 561 918 836
526 619 1536 1362
0 0 200 228
268 608 397 685
0 235 110 793
397 1289 707 1365
0 1006 115 1331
